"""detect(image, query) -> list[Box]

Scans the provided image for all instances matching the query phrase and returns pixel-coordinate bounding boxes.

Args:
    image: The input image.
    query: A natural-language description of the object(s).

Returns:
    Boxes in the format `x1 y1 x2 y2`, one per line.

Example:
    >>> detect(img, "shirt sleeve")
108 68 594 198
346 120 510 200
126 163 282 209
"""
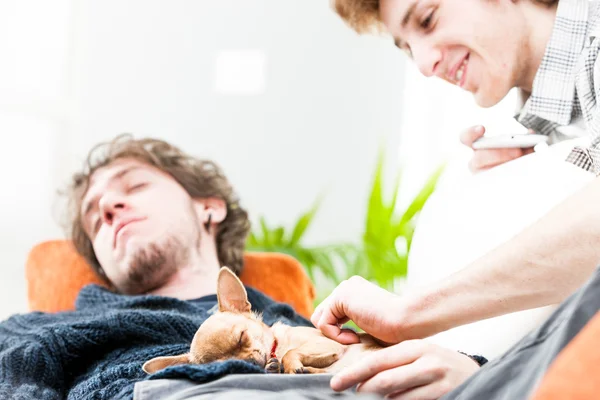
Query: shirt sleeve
0 315 65 400
566 36 600 175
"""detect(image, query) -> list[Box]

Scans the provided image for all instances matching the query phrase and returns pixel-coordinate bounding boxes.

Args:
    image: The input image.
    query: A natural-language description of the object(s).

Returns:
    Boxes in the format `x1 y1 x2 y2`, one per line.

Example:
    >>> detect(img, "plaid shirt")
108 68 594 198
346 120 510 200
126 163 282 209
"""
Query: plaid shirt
515 0 600 175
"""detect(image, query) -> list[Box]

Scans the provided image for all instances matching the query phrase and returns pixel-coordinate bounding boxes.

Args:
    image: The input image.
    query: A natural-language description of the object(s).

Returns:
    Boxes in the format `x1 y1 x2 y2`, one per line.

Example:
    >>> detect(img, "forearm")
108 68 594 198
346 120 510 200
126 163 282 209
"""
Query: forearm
400 175 600 340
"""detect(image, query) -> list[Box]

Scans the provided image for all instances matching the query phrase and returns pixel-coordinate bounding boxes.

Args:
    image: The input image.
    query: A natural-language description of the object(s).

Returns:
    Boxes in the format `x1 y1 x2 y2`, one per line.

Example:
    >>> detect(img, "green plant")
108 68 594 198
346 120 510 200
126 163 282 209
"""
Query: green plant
245 149 444 301
358 148 445 290
245 196 357 286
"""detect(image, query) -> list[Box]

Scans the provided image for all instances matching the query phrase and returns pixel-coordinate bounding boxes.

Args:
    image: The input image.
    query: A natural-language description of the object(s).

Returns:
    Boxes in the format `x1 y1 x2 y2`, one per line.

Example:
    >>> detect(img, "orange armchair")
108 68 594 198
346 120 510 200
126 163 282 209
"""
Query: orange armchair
25 240 316 319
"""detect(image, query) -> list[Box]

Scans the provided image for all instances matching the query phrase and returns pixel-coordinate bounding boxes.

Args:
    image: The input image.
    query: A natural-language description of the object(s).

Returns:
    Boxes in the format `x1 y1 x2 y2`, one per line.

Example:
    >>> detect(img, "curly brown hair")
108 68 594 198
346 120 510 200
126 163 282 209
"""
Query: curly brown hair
64 134 250 278
331 0 559 34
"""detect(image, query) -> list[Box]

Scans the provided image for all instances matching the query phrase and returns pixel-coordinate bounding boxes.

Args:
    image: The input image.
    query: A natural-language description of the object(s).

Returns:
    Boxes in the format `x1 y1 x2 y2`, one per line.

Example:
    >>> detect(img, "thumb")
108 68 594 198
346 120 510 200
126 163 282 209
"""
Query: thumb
317 303 360 345
460 125 486 147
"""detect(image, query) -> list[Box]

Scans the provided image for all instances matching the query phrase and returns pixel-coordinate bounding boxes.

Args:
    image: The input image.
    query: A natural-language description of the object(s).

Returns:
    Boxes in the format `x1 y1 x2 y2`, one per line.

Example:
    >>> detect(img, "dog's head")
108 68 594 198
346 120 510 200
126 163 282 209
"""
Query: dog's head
142 267 274 374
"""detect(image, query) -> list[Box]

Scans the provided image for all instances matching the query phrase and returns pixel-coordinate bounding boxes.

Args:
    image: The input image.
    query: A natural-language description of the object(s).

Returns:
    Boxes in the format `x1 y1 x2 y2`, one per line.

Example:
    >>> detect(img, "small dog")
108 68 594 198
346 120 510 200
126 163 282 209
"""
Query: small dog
143 267 383 375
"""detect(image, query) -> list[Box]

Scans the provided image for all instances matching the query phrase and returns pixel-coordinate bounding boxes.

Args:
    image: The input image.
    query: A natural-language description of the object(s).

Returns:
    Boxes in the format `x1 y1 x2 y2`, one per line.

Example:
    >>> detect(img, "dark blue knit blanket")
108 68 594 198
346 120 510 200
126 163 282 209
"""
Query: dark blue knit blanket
0 284 312 400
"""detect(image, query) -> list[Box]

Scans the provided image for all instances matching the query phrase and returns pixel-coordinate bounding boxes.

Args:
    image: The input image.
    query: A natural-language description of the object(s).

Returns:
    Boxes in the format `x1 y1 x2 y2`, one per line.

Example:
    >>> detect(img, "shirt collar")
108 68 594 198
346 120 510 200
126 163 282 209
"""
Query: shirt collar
516 0 590 126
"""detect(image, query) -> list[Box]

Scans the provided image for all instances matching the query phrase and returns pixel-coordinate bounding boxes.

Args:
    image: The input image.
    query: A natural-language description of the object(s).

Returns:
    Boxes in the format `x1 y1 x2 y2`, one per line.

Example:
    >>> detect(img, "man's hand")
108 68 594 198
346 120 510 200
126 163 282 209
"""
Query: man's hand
311 276 406 345
331 340 480 399
461 125 534 173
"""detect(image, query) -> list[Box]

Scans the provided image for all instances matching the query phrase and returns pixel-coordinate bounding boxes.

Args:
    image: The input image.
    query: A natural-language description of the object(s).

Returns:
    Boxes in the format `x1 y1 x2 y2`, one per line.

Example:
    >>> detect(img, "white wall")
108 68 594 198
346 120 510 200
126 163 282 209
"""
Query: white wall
0 0 73 320
0 0 407 319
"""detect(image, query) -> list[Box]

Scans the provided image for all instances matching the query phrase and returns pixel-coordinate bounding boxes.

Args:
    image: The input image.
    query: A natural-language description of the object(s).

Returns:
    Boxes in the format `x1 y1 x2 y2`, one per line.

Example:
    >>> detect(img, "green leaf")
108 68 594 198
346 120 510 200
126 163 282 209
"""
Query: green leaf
259 216 272 247
388 169 402 219
246 230 260 248
295 248 317 281
399 163 445 227
287 196 322 246
272 226 285 246
365 147 386 237
311 250 339 283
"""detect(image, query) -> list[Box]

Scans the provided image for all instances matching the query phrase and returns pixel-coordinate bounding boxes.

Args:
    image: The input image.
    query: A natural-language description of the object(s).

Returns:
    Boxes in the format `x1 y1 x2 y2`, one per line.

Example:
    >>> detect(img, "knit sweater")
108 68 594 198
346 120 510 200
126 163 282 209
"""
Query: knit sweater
0 284 312 400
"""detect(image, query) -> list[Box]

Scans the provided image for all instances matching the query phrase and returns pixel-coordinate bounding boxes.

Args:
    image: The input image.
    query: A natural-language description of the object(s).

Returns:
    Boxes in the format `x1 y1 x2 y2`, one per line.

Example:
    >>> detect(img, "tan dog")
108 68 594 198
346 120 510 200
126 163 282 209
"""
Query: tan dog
143 267 382 375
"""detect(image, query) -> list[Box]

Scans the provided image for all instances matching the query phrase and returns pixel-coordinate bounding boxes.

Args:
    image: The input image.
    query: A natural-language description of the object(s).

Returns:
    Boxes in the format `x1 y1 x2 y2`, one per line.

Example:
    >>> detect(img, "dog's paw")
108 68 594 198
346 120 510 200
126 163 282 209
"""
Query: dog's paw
292 366 326 374
265 358 283 374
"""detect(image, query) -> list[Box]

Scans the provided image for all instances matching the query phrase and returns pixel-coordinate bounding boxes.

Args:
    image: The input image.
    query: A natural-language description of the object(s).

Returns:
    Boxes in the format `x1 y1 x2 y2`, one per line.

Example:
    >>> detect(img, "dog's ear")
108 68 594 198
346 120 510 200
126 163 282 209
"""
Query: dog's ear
217 267 251 313
142 353 191 374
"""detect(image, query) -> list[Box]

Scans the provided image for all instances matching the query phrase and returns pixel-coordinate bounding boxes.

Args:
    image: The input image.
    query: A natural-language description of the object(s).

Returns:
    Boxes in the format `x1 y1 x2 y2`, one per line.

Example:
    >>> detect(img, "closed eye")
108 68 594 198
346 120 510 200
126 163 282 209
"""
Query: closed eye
238 330 247 347
128 182 147 192
420 8 435 29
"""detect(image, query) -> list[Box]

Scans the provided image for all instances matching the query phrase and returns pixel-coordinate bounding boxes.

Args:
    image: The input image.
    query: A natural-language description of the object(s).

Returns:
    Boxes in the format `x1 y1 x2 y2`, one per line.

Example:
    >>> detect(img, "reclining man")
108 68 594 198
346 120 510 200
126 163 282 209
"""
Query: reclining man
0 135 332 399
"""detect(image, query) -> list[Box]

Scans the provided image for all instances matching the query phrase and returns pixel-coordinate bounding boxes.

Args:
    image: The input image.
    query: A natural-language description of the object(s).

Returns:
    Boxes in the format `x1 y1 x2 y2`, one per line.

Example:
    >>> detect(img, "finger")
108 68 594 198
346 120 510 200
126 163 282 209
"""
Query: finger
522 147 535 155
459 125 485 147
472 158 515 173
468 148 523 172
521 129 537 156
388 380 449 400
521 129 536 155
331 341 423 392
311 279 348 327
317 303 360 345
477 147 534 170
338 327 360 343
310 300 326 327
356 363 433 396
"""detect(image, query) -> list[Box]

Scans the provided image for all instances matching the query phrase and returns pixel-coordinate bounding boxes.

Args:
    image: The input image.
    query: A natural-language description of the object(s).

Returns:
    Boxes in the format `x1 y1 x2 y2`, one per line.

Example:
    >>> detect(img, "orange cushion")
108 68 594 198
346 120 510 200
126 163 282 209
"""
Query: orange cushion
25 240 316 319
530 310 600 400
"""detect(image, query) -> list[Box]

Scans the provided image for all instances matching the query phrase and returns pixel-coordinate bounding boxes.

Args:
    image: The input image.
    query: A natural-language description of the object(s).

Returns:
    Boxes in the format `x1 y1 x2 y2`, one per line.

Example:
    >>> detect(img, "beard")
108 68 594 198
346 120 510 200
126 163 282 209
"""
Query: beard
119 201 203 295
120 237 185 294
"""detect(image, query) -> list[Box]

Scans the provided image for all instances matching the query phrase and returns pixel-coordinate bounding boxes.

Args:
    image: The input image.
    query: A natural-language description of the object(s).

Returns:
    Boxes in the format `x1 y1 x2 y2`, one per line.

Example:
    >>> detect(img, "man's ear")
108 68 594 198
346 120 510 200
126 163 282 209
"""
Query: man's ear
142 353 191 374
193 197 227 227
217 267 251 313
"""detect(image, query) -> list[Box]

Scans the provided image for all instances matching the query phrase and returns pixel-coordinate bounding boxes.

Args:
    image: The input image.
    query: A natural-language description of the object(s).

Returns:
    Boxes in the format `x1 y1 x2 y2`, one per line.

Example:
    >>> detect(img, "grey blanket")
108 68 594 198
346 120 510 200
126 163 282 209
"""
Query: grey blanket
136 264 600 400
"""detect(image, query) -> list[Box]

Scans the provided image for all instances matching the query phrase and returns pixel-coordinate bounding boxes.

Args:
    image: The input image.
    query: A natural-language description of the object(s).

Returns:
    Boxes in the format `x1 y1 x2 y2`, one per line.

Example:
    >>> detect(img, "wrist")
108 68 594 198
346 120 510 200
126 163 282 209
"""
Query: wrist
390 289 433 342
392 284 455 342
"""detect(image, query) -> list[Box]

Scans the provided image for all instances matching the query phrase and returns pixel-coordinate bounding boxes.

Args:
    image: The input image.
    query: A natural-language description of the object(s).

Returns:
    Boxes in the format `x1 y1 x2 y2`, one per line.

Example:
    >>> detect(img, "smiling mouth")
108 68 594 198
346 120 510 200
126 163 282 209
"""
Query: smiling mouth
453 54 469 86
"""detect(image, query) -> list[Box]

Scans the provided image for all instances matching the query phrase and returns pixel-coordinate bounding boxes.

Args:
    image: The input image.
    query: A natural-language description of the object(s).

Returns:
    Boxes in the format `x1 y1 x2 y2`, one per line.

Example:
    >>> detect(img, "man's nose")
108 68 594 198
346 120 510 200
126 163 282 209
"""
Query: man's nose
412 42 443 78
98 192 127 225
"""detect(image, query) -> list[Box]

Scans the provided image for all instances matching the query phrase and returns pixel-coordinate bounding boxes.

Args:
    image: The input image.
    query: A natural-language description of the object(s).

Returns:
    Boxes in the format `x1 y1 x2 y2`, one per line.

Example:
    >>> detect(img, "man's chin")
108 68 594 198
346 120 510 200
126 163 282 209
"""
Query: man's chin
473 84 510 109
117 242 177 295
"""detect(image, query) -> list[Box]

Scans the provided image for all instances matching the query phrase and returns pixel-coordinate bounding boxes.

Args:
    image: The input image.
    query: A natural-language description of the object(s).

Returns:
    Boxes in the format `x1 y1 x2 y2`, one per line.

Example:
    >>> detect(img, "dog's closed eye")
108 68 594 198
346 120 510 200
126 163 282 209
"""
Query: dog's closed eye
238 330 247 348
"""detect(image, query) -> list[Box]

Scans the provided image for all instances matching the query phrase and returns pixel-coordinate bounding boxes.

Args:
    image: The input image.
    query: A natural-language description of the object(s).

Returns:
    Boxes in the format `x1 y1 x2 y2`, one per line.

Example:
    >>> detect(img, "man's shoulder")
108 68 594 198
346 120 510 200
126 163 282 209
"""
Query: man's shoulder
588 1 600 40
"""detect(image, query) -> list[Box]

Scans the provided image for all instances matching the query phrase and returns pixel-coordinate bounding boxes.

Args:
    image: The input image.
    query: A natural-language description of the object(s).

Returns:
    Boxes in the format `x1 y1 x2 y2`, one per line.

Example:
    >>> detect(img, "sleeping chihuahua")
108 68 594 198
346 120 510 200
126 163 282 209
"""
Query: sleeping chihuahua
143 267 383 375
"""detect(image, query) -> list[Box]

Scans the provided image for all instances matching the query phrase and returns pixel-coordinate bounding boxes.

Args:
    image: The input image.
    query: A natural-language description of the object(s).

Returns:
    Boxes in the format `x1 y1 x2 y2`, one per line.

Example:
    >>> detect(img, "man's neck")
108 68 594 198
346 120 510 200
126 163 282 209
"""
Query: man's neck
519 1 559 92
147 252 221 300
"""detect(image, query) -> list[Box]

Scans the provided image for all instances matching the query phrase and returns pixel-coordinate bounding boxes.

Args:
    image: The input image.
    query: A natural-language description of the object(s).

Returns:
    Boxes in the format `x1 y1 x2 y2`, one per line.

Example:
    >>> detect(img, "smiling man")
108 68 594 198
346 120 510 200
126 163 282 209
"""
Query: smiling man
311 0 600 398
340 0 584 172
385 0 551 108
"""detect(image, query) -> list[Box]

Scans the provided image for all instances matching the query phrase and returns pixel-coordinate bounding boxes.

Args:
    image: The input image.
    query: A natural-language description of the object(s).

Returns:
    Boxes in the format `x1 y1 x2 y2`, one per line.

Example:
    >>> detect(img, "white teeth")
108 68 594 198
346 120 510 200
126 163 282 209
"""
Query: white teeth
454 59 467 83
455 68 463 82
